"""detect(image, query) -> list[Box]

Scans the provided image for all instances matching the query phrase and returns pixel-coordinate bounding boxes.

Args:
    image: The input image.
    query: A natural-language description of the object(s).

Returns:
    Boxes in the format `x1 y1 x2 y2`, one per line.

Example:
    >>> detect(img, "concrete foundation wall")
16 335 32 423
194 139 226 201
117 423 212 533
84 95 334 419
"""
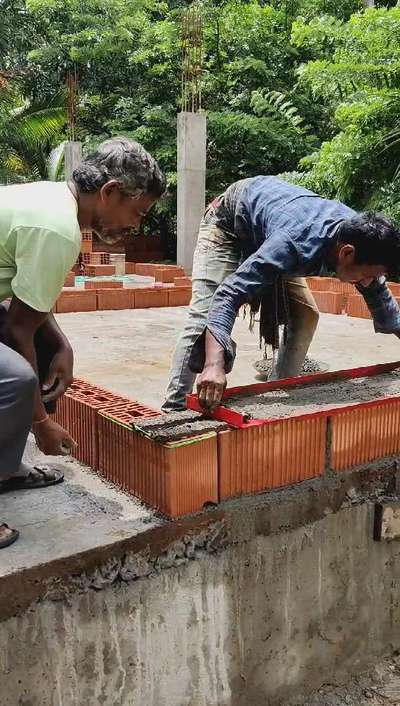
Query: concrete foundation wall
176 112 206 274
2 497 400 706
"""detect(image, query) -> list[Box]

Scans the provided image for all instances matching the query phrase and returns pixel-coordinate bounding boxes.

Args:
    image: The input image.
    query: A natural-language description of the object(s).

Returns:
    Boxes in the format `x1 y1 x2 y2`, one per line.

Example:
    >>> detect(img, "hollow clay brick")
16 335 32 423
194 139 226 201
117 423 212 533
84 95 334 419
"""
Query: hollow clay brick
218 417 326 500
312 291 346 315
330 399 400 471
99 407 218 516
154 266 185 283
346 294 371 319
85 264 116 277
84 280 123 290
173 277 192 287
56 290 97 313
133 287 168 309
80 240 93 254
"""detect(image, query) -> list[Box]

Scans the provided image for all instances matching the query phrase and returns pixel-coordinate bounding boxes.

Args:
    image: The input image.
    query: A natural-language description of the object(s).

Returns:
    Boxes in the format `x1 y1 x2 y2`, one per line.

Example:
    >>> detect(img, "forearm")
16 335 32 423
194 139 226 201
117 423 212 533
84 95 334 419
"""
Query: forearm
357 278 400 333
204 329 225 369
38 313 71 351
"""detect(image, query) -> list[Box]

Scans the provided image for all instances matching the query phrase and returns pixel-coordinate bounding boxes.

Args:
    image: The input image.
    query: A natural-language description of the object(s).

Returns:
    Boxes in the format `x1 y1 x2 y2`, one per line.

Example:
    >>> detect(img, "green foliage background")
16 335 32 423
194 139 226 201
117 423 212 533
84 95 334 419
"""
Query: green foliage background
1 0 400 248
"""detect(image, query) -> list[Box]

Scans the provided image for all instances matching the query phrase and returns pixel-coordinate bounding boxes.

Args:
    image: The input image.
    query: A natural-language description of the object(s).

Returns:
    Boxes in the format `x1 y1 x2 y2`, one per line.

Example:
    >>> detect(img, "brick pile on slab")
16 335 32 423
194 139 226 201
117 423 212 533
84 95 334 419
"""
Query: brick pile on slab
307 276 400 319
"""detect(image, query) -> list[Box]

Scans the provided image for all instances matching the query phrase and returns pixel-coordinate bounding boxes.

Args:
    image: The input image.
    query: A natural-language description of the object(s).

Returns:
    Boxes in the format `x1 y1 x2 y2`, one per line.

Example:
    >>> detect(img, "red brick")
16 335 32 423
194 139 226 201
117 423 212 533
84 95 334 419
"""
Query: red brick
56 290 97 313
346 294 371 319
81 229 93 241
330 400 400 471
85 264 116 277
80 240 93 254
53 380 129 469
218 418 326 500
84 280 123 290
64 271 76 287
81 252 111 265
387 282 400 297
312 290 346 314
97 288 132 310
306 277 353 296
154 266 185 283
98 410 218 517
173 277 192 287
135 263 160 276
133 287 168 308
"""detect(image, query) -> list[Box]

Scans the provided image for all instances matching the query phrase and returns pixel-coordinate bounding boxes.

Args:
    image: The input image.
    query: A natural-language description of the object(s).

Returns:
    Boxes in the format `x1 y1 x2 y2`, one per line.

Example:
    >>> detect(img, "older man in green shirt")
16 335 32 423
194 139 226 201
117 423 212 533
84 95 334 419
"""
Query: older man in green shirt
0 136 165 548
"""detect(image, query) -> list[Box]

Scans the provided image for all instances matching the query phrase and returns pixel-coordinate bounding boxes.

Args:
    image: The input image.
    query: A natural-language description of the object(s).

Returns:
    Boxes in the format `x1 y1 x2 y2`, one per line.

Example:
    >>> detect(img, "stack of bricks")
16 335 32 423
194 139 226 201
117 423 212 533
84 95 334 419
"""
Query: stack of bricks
81 229 93 254
53 378 159 469
306 276 400 319
55 261 193 312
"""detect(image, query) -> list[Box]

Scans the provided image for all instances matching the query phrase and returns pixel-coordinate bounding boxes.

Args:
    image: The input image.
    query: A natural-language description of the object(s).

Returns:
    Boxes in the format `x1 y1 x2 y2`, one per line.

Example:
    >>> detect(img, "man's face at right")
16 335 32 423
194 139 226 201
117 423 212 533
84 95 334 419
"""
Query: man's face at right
335 244 387 286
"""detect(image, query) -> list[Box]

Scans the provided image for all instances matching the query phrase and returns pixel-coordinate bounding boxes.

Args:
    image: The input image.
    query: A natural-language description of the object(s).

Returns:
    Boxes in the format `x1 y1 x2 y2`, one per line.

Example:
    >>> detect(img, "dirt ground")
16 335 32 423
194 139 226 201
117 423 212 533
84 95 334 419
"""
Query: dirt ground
300 657 400 705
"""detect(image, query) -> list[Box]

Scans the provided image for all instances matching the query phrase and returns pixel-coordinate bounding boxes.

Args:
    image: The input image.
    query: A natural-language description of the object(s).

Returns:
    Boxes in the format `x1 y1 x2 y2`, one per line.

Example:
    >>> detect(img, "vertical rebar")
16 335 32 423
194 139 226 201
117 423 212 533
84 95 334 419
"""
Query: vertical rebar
181 4 203 113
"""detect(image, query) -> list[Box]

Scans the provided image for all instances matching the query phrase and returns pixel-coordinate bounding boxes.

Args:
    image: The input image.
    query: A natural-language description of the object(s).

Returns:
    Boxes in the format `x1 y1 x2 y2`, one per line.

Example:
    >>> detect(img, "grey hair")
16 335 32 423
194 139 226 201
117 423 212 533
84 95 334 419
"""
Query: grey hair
72 137 166 198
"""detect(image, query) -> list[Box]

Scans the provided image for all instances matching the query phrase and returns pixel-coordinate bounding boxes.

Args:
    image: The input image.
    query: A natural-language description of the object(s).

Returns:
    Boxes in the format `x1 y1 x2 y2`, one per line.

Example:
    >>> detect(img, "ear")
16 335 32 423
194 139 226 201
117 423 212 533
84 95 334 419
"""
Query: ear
337 243 355 265
99 180 121 203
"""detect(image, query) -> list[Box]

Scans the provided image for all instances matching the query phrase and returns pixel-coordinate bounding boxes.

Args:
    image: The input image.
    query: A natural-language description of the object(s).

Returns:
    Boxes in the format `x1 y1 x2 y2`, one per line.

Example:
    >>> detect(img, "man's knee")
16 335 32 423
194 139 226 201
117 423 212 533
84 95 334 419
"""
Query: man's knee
290 302 319 336
2 353 37 406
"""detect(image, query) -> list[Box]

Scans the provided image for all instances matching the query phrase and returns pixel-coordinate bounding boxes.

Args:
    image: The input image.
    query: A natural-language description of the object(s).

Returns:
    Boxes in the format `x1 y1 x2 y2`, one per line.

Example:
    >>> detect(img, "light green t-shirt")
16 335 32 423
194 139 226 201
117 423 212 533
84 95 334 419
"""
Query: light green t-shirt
0 181 82 312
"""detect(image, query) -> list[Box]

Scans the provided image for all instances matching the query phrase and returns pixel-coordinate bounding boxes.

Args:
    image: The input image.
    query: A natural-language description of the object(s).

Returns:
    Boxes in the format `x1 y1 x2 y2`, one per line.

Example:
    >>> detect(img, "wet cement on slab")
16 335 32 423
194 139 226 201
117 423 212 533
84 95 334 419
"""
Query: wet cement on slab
55 308 400 410
0 436 162 580
224 369 400 420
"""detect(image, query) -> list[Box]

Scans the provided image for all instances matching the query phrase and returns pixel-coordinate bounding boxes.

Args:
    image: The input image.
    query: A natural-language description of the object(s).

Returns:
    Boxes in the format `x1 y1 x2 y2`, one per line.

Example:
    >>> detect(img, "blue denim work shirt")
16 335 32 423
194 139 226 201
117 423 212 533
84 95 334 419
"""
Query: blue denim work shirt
190 176 400 373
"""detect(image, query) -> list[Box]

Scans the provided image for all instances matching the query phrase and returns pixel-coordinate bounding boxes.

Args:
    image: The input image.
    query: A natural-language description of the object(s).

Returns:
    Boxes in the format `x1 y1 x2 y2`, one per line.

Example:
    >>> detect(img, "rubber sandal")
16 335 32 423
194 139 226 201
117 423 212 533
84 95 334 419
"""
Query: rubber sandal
0 466 64 494
0 523 19 549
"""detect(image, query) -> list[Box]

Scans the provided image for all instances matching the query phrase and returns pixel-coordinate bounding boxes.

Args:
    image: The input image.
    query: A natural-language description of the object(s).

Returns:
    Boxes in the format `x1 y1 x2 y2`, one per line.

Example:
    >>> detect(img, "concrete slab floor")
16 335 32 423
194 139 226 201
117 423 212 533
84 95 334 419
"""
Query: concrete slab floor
1 306 399 585
56 306 400 410
0 437 162 579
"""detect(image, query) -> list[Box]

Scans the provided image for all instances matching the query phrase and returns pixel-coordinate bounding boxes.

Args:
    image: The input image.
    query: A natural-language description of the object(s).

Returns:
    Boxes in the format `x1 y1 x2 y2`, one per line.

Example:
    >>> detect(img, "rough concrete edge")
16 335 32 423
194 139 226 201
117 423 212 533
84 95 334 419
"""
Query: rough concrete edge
1 457 399 622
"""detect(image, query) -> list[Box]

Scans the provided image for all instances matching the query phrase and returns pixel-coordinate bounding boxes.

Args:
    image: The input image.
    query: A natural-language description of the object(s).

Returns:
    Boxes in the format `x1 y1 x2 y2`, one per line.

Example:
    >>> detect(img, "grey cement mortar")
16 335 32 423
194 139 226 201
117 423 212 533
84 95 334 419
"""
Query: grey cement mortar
226 369 400 420
254 355 328 377
2 467 400 706
133 411 229 442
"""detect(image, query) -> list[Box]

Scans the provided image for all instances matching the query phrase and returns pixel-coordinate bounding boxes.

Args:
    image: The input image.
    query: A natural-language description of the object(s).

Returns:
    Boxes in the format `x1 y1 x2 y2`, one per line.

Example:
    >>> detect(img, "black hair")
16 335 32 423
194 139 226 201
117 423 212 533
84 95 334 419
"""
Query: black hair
336 212 400 277
72 137 166 198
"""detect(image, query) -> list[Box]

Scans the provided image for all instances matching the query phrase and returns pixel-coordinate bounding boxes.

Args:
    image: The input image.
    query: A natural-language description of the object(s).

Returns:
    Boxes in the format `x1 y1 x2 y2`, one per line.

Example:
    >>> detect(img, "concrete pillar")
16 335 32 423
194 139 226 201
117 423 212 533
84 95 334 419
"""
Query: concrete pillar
177 112 206 274
64 141 82 180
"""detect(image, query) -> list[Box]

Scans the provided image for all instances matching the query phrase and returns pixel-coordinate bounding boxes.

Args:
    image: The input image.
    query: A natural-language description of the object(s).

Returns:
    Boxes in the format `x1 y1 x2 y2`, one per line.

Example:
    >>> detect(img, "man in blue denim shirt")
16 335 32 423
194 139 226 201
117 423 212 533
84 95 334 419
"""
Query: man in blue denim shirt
163 176 400 412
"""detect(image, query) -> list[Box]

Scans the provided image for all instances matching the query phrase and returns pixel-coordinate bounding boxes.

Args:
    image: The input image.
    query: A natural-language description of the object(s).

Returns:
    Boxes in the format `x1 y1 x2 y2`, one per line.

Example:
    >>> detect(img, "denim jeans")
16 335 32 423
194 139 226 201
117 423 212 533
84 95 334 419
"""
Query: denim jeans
162 222 319 411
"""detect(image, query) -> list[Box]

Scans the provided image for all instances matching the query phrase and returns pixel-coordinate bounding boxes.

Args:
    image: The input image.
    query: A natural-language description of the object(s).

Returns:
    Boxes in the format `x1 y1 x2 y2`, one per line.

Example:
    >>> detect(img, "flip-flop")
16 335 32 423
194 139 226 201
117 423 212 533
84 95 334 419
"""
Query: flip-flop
0 523 19 549
0 466 64 494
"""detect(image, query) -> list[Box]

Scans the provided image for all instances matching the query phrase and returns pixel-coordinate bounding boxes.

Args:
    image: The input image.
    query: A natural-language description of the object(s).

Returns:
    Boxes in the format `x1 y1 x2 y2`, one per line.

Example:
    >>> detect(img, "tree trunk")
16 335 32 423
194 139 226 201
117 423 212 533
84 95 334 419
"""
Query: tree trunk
363 0 375 7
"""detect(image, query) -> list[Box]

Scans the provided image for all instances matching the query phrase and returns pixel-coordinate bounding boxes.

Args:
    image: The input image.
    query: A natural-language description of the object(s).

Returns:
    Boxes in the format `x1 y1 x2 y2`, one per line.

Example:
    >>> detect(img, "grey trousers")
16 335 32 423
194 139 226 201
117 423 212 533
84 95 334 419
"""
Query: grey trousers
0 342 37 480
163 223 319 412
